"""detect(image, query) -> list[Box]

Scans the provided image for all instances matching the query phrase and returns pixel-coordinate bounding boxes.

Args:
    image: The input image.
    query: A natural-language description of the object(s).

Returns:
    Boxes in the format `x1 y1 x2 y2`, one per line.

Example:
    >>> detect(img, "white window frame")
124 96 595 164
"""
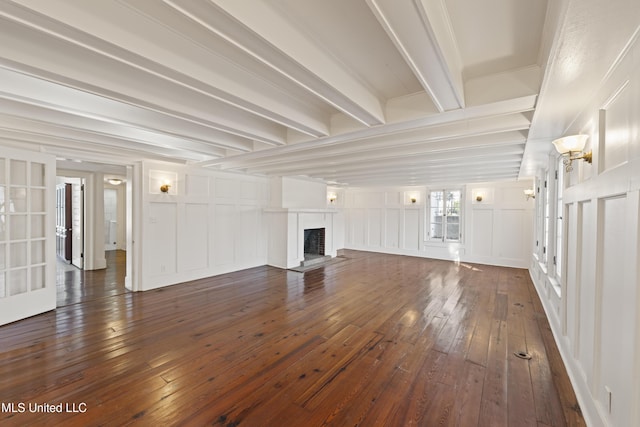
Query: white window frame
426 189 463 242
554 157 564 280
542 170 550 266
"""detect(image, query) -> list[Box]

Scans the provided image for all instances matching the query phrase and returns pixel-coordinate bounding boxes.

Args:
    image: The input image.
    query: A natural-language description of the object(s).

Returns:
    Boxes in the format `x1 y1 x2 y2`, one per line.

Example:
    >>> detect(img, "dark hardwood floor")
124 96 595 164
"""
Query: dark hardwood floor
56 250 128 307
1 250 584 426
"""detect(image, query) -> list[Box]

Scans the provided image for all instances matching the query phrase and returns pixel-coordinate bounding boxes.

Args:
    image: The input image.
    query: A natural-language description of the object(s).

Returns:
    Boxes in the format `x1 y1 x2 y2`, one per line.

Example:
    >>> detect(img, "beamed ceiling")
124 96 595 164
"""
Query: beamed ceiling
0 0 631 186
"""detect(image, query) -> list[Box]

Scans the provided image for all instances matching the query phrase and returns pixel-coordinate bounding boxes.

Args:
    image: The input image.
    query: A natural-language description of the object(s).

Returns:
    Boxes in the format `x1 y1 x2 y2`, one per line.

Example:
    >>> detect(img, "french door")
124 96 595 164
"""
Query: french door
0 146 55 326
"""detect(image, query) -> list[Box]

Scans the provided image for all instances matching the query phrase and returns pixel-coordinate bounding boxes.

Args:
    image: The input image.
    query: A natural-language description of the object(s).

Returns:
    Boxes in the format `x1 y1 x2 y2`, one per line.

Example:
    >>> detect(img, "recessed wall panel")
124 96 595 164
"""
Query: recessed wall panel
215 178 236 200
385 209 400 248
368 208 382 247
599 195 635 427
181 204 208 271
147 203 177 275
403 209 420 250
350 209 366 245
186 175 209 197
237 206 259 259
214 204 235 265
471 209 493 256
496 210 525 259
603 87 631 171
578 201 595 384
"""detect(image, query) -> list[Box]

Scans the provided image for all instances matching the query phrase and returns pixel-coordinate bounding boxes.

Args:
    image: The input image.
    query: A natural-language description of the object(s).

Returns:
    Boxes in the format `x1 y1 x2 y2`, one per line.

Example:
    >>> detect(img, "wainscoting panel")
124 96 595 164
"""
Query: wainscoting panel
403 209 420 251
213 204 236 266
598 194 636 427
471 209 493 256
578 200 595 386
349 209 366 246
385 208 400 248
495 209 529 261
147 202 177 276
368 208 382 247
180 203 209 271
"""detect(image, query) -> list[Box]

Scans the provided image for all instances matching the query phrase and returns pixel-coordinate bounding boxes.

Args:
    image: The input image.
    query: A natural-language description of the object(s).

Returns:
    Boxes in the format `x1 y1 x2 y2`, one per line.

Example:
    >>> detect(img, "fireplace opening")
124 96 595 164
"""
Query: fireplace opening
304 228 325 260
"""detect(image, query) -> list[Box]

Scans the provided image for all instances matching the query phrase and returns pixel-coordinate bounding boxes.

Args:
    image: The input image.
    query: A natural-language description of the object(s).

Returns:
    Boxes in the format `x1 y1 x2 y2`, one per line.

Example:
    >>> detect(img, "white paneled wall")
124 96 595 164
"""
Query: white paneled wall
530 28 640 427
139 161 268 290
343 182 533 268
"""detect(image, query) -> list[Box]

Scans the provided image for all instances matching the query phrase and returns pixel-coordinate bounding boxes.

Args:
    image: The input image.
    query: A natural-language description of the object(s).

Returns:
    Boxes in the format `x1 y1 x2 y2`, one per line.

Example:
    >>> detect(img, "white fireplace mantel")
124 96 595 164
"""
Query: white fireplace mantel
264 208 337 269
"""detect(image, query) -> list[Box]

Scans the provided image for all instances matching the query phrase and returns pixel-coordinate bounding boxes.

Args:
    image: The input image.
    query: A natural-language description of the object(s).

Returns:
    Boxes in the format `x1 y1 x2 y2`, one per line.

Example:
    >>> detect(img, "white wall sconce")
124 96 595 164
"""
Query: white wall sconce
328 192 337 204
552 135 592 172
524 189 535 200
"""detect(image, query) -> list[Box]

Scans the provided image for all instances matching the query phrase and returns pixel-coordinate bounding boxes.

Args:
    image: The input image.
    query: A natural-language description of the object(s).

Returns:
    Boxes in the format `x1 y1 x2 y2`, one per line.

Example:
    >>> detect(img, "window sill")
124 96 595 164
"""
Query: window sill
549 277 562 298
538 261 547 275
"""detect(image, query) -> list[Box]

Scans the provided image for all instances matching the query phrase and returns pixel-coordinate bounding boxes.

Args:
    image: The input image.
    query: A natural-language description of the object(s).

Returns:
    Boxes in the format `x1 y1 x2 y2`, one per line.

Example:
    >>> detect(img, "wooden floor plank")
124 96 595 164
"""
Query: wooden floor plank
0 250 585 426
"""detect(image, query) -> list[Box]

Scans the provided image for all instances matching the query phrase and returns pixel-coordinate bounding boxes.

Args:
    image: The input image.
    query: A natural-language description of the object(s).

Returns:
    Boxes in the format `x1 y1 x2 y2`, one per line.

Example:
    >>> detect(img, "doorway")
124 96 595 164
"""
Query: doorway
54 168 132 307
104 188 118 251
56 177 84 269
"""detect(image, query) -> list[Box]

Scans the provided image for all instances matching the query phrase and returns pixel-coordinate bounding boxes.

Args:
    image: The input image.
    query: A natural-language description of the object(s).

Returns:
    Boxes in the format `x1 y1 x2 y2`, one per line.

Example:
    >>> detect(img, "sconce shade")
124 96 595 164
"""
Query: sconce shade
107 178 123 185
524 189 535 200
552 134 588 154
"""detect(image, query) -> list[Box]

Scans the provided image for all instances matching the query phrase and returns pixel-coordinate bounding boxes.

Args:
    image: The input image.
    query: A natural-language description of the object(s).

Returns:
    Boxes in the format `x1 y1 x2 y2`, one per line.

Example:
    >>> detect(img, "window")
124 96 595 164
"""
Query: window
555 160 563 279
542 171 550 265
428 189 461 242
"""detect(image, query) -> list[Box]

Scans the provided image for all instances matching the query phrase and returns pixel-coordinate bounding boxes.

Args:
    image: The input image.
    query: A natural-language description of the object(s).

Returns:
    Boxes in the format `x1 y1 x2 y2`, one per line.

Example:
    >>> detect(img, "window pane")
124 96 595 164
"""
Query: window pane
430 222 443 239
10 241 27 268
31 188 45 212
445 191 461 240
11 215 27 240
10 187 27 212
10 160 26 185
429 191 444 239
429 189 462 241
556 159 564 278
0 272 5 298
31 162 45 187
9 268 27 295
31 214 45 238
31 240 45 264
446 216 460 241
543 172 550 265
31 265 45 290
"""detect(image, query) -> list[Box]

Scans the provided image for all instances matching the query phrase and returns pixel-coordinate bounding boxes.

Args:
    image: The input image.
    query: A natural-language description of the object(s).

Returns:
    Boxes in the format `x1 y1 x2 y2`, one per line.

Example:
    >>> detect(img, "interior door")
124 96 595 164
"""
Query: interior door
55 183 73 262
71 182 83 269
0 146 56 326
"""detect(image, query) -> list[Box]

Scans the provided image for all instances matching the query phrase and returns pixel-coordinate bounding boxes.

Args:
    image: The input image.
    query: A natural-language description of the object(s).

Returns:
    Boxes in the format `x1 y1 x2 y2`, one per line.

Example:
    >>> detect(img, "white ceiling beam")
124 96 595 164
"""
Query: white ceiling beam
366 0 465 112
0 7 289 145
0 102 226 160
179 0 385 127
0 66 254 153
326 160 521 181
244 134 525 175
198 95 536 168
217 114 530 171
334 169 519 186
249 151 523 179
0 129 203 164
